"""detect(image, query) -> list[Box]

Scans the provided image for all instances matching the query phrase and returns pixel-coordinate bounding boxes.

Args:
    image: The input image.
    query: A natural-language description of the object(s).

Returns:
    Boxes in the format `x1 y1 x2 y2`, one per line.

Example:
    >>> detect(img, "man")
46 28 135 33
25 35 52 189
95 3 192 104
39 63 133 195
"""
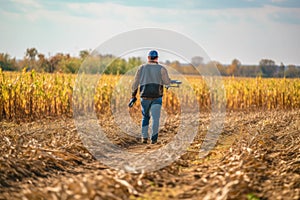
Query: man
131 50 171 144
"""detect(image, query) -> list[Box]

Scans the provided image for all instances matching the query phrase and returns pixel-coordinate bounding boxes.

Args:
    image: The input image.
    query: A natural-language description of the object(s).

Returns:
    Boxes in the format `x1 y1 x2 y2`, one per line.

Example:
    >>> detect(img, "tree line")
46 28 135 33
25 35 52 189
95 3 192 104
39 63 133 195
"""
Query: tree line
170 57 300 78
1 48 299 77
0 48 142 75
215 58 300 78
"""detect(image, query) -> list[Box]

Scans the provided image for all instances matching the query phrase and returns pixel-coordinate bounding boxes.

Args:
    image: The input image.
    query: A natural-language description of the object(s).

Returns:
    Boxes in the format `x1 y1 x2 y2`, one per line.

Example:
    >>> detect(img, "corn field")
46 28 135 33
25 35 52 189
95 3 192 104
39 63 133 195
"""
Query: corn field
1 69 300 200
0 69 300 121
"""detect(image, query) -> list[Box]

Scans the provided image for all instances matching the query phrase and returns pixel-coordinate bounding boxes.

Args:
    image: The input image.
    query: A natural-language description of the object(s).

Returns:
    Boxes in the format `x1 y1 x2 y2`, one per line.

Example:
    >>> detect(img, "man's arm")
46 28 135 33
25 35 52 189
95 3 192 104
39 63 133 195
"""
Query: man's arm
161 66 171 85
131 67 141 97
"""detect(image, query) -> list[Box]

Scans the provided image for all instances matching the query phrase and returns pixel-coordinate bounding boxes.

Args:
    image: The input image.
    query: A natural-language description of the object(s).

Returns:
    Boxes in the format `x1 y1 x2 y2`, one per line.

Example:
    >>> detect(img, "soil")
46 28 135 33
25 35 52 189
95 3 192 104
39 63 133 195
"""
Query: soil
0 110 299 200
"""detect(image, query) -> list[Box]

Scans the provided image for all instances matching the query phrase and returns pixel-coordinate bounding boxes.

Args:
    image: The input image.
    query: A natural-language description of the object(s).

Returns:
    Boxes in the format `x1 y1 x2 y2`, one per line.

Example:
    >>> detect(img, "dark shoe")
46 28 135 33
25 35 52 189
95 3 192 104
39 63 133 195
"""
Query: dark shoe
151 134 158 143
151 140 157 144
142 138 148 144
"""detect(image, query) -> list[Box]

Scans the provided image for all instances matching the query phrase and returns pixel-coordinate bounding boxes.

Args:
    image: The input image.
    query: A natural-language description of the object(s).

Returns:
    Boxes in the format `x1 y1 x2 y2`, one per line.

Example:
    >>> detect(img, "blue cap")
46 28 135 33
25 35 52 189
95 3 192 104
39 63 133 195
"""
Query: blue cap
148 50 158 58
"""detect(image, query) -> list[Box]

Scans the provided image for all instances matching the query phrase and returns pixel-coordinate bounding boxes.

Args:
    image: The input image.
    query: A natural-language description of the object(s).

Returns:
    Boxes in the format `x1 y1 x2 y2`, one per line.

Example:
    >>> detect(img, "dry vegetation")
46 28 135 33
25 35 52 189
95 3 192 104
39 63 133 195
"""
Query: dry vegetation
1 70 300 121
0 70 300 200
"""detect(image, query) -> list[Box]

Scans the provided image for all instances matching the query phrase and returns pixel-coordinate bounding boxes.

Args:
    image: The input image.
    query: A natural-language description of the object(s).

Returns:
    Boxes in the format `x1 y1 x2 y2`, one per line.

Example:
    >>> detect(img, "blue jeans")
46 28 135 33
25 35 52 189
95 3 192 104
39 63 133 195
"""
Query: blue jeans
141 97 162 141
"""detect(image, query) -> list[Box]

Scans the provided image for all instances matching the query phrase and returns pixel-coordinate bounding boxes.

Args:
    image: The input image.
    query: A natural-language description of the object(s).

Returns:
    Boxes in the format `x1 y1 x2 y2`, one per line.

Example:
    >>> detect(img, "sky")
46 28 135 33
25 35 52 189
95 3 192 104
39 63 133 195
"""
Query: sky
0 0 300 65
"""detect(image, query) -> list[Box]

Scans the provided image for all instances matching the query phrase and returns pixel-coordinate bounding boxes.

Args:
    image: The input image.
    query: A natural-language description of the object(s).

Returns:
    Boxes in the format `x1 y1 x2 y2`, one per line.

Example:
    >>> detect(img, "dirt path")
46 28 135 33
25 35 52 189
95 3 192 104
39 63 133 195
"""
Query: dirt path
1 110 299 199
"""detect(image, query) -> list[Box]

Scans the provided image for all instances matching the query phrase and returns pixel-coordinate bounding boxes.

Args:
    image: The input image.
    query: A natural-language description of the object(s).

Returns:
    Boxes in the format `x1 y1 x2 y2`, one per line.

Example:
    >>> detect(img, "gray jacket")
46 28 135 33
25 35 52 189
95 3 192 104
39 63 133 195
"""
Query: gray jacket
132 62 171 98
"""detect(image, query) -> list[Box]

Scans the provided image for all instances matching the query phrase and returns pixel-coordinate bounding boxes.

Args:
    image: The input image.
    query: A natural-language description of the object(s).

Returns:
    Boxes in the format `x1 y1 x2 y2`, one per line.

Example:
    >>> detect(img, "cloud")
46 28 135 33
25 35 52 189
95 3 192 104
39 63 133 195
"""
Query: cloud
2 0 300 25
10 0 42 8
0 0 299 64
266 5 300 24
271 0 287 2
57 0 300 9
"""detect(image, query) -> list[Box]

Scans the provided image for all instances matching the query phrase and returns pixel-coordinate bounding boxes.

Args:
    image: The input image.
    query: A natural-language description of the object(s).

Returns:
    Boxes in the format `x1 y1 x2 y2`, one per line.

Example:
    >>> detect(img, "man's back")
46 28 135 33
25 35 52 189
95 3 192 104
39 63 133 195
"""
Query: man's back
132 63 170 98
139 64 164 86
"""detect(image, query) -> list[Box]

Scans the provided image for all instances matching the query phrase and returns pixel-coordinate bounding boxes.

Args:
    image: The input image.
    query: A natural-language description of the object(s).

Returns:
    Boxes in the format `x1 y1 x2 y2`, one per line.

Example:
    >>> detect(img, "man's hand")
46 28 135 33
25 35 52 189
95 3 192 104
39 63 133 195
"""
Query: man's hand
128 97 137 107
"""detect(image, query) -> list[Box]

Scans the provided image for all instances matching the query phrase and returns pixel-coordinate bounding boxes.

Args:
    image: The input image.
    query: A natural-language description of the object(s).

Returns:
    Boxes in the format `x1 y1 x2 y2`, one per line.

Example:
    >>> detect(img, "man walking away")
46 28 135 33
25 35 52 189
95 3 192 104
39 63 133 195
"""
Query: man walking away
131 50 171 144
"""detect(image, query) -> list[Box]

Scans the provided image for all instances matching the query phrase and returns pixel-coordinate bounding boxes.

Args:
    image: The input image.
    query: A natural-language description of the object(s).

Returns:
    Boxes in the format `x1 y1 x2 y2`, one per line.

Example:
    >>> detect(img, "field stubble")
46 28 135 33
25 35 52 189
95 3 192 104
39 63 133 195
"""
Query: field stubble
0 110 299 200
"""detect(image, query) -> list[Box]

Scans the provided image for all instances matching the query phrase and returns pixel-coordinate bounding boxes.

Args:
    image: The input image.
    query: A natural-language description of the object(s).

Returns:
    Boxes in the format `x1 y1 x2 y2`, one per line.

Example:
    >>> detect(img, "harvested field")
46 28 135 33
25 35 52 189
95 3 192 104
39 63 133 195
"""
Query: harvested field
1 110 299 200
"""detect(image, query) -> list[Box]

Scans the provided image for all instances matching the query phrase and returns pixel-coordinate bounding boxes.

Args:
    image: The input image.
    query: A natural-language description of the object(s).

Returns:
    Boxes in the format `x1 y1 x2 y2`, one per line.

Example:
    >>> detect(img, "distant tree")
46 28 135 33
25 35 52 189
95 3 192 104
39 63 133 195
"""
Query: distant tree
259 59 277 77
105 58 127 74
127 57 142 71
53 53 82 73
191 56 203 67
37 53 49 72
48 53 64 73
259 59 275 66
227 58 241 76
275 62 285 78
169 61 181 72
79 50 90 60
237 65 246 77
37 53 45 60
62 57 81 73
26 48 38 61
24 48 39 70
201 61 220 76
285 65 300 78
0 53 17 71
238 65 258 77
215 62 227 76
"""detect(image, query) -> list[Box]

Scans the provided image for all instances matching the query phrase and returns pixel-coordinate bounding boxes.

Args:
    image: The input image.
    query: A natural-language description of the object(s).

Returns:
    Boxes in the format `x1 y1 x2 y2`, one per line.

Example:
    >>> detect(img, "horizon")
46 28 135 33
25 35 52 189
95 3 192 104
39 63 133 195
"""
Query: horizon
3 49 300 67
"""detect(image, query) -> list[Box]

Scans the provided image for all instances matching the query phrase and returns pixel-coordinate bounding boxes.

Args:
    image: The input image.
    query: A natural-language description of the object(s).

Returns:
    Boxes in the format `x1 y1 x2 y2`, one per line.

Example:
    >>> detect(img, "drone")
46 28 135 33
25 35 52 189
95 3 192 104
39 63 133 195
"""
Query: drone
165 80 182 89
